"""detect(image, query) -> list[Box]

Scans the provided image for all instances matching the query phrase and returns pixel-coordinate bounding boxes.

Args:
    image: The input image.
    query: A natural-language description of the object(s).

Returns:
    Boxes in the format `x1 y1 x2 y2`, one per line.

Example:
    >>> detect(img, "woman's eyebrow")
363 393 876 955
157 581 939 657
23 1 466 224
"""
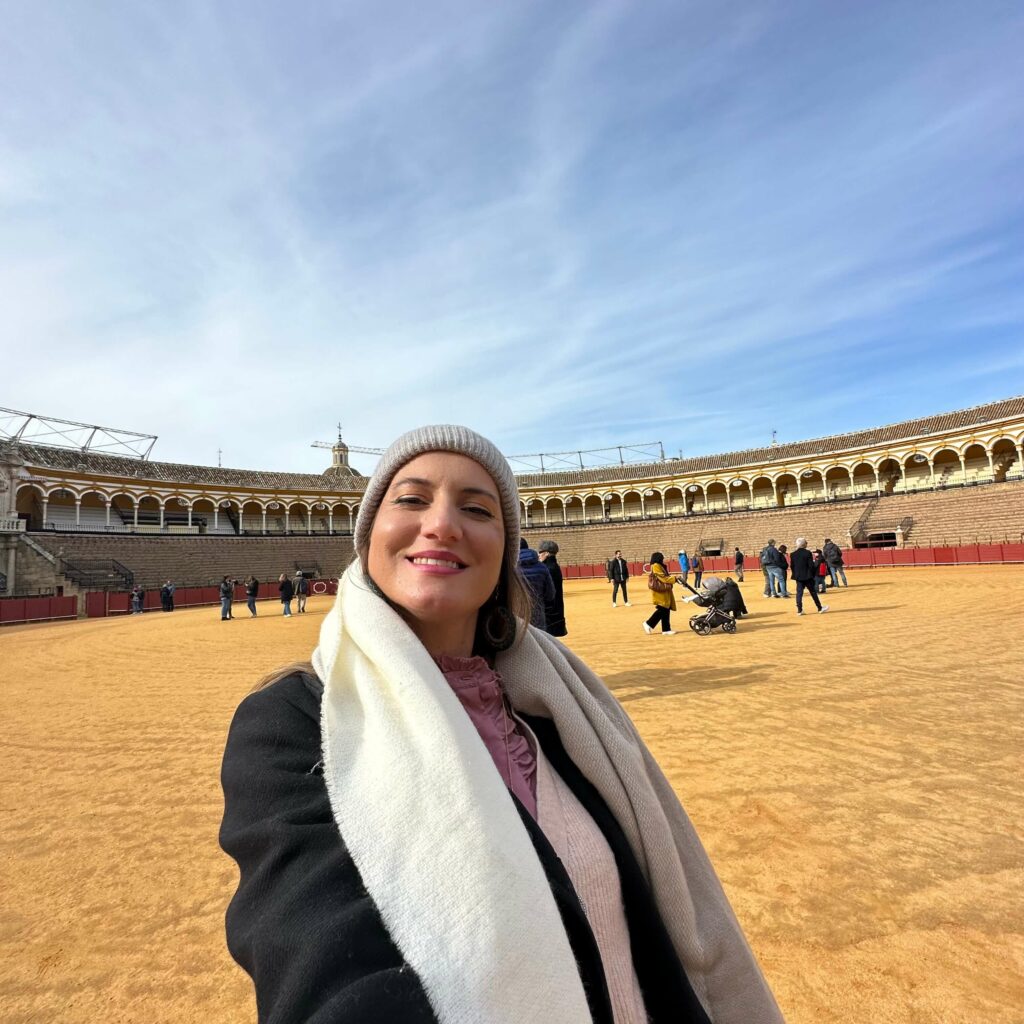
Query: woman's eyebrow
389 478 498 503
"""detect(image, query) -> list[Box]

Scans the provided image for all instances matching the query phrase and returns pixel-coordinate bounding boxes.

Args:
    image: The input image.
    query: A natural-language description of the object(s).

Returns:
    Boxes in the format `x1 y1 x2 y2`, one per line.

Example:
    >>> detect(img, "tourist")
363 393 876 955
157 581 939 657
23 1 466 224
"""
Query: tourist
537 540 567 637
244 576 259 617
607 549 631 607
219 577 235 620
294 570 309 613
130 584 144 614
760 540 786 598
219 425 782 1024
518 538 554 630
160 579 175 612
790 538 828 616
677 547 690 587
278 572 294 617
823 538 849 587
643 551 678 635
777 545 790 596
691 551 704 589
812 549 828 593
733 546 745 582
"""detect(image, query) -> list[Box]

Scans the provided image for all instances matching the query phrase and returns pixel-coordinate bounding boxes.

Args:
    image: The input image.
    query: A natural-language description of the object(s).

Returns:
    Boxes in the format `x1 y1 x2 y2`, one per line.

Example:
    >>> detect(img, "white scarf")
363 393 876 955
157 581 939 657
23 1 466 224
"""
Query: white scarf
313 564 784 1024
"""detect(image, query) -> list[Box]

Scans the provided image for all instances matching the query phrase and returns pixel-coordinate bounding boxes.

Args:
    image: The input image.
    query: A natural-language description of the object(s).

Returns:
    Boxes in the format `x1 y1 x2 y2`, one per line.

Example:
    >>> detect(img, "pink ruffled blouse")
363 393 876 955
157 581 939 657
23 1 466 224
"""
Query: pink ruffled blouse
436 654 537 818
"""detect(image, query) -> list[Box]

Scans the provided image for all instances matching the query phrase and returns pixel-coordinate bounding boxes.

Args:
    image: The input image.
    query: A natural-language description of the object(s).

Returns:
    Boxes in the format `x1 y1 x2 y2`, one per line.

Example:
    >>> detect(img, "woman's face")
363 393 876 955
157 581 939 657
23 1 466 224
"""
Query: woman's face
367 452 505 643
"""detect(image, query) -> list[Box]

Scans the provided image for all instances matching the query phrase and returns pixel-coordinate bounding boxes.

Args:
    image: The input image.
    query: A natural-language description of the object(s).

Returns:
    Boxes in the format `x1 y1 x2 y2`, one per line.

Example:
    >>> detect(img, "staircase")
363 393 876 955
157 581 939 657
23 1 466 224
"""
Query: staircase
61 558 134 590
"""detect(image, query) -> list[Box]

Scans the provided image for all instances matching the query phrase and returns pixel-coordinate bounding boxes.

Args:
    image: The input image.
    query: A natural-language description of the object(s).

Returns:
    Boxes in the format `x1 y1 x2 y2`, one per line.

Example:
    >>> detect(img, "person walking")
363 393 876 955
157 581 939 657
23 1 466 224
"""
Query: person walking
691 551 704 589
278 572 294 617
537 540 567 637
219 425 783 1024
519 538 554 630
677 548 690 587
733 547 745 582
777 545 790 596
160 579 175 612
220 577 235 620
608 549 631 607
823 538 849 587
791 538 829 615
643 552 678 635
294 570 309 613
244 575 260 617
130 584 144 614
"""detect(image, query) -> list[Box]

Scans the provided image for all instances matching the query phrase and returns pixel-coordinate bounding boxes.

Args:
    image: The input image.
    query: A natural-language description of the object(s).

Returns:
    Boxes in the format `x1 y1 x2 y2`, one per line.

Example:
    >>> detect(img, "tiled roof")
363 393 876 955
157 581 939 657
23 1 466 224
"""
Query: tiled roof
513 396 1024 488
4 441 368 493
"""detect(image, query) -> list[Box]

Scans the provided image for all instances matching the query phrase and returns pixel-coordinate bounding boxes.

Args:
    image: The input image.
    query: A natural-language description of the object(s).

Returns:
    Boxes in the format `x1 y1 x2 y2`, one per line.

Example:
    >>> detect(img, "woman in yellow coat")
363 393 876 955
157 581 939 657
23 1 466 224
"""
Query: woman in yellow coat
644 551 678 635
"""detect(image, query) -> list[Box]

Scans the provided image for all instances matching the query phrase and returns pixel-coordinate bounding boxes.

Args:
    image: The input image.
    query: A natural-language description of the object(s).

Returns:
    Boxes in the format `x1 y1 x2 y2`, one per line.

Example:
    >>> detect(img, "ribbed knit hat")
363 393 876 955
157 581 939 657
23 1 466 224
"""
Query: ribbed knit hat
354 425 521 566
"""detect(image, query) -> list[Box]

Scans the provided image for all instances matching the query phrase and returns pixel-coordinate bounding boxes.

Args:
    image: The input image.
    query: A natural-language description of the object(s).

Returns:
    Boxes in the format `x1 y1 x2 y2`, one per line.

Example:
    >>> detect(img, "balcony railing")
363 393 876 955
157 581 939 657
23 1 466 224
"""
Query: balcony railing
0 516 26 533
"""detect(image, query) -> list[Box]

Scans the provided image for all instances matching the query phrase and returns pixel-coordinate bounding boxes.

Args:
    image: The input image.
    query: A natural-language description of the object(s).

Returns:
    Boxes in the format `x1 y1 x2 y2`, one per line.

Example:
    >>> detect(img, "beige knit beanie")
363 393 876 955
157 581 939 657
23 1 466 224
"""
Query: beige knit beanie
354 425 521 565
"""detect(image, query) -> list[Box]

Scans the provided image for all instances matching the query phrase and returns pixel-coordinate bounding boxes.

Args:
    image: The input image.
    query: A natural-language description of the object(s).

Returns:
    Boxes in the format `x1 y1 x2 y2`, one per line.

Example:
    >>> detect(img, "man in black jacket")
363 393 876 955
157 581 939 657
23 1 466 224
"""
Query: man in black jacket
607 550 630 607
822 538 849 588
791 538 828 615
537 540 568 636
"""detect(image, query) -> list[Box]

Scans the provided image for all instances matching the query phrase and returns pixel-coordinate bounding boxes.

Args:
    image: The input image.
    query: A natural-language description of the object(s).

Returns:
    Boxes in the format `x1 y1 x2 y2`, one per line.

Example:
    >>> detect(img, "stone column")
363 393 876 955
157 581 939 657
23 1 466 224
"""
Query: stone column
133 501 138 529
105 501 111 527
75 499 81 525
42 497 48 527
187 505 193 528
261 510 267 534
562 504 567 525
328 511 334 534
214 507 219 530
307 510 312 535
159 503 165 528
284 511 290 533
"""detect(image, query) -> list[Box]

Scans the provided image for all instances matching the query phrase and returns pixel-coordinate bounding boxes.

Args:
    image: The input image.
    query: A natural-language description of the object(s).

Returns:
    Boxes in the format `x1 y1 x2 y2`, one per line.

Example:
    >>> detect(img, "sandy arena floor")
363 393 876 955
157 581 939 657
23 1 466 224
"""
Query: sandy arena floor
1 567 1022 1023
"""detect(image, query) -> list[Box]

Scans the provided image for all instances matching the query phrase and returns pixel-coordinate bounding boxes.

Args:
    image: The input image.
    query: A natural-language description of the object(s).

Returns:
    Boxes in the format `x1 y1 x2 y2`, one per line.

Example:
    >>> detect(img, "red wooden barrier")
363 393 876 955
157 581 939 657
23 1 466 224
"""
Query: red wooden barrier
956 545 980 564
933 547 956 564
978 544 1004 562
51 597 77 620
1 599 25 623
108 593 131 615
1003 544 1024 561
86 593 107 617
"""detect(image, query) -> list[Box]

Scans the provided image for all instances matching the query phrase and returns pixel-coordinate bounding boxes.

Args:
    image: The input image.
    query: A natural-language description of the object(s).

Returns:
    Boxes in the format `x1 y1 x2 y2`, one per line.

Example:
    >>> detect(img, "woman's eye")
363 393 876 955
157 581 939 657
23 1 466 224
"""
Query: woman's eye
394 495 427 506
465 505 494 518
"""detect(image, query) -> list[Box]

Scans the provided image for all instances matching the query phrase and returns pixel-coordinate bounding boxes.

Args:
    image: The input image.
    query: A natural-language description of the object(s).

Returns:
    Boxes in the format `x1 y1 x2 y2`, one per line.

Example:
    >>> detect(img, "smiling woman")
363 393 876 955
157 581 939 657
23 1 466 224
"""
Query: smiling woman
218 425 783 1024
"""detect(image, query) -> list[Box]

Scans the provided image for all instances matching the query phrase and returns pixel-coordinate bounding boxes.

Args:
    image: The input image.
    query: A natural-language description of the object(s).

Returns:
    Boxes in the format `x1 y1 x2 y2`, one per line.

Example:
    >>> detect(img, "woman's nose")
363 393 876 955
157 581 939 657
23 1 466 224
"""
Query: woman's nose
421 499 462 540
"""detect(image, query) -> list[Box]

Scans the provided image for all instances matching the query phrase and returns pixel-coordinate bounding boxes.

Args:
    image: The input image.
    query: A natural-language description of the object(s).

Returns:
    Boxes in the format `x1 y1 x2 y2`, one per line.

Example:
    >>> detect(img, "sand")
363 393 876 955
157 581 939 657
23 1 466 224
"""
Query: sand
1 567 1022 1023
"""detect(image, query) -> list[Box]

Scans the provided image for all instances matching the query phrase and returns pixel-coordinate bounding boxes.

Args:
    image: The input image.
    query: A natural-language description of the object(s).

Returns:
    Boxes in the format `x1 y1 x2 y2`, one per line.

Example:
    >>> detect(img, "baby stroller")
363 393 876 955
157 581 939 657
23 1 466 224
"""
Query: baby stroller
683 577 738 635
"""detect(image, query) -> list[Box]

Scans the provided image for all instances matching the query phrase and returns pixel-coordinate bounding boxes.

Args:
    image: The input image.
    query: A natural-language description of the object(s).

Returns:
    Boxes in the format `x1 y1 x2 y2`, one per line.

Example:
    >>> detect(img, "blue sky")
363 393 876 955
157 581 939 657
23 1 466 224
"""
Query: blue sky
2 0 1022 474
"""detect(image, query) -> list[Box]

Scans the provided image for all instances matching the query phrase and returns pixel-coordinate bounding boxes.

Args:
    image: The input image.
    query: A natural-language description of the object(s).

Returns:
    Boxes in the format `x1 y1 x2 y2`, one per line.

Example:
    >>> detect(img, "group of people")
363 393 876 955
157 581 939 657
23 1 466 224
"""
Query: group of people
129 579 177 613
758 537 848 614
517 537 567 636
219 570 312 620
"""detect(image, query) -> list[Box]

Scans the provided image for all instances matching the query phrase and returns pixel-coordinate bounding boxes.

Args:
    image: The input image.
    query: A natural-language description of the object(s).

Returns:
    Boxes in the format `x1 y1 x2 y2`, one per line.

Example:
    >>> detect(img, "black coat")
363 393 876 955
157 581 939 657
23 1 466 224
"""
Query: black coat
219 673 711 1024
789 547 817 582
542 556 568 637
278 579 294 601
607 558 630 583
823 541 844 566
719 579 748 615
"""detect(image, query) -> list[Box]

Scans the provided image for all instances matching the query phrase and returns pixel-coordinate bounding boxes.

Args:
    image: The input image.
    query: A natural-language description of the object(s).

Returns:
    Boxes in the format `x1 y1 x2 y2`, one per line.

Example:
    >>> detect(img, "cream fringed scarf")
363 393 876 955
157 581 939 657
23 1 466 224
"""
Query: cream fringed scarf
312 564 784 1024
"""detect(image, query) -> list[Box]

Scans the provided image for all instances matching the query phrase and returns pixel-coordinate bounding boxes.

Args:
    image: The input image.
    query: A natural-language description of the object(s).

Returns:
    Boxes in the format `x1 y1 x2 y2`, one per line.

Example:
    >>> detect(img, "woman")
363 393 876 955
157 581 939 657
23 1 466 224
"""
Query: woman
691 551 704 589
277 571 293 616
643 552 678 636
777 544 790 598
220 426 781 1024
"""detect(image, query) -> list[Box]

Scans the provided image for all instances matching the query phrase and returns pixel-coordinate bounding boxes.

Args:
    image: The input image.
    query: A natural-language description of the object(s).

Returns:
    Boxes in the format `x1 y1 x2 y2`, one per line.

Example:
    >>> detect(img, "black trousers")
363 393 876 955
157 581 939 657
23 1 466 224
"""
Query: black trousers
612 580 628 603
693 571 703 588
795 578 822 613
646 606 672 632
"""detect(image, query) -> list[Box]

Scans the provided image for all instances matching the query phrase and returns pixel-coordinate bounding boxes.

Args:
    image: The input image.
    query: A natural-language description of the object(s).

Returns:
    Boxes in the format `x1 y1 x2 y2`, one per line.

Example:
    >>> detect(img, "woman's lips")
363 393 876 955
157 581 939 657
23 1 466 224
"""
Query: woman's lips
406 553 467 575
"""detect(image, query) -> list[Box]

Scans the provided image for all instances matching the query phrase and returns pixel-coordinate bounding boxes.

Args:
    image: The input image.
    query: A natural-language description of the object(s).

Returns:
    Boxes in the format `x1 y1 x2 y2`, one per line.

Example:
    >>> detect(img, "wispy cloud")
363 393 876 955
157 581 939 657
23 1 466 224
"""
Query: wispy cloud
1 0 1022 473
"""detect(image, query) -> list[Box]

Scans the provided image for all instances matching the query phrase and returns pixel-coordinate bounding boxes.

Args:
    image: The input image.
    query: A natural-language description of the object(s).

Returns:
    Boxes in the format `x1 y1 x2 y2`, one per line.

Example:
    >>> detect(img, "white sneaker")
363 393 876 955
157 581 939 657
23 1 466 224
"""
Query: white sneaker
818 605 829 614
796 610 803 615
624 602 631 606
612 602 617 608
663 630 676 635
642 622 653 634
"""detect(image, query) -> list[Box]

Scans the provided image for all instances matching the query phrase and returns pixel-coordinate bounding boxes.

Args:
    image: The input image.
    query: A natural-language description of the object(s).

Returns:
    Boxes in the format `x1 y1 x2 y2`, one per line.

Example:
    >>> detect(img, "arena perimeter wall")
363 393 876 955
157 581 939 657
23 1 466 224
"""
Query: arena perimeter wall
2 545 1022 625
